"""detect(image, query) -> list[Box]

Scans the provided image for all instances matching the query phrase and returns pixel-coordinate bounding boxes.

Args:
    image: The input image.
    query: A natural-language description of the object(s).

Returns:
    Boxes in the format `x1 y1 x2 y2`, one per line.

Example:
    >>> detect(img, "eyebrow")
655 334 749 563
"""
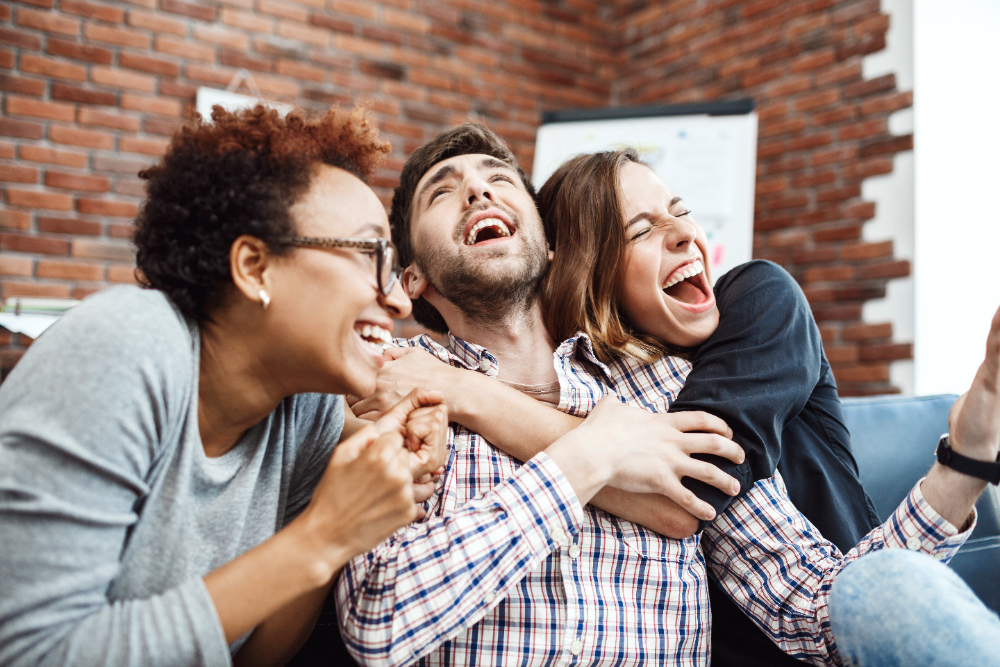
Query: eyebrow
625 197 684 228
479 156 515 173
352 221 387 237
416 164 457 206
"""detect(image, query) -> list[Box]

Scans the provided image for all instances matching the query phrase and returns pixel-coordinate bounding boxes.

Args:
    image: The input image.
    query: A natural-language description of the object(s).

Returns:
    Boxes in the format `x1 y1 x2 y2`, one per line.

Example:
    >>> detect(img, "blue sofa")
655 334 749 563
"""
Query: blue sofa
842 394 1000 613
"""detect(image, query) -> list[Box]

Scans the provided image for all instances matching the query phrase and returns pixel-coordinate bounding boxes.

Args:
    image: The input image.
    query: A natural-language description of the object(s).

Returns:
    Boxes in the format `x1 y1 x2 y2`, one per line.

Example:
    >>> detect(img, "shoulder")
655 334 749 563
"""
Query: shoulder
52 285 191 351
715 260 799 296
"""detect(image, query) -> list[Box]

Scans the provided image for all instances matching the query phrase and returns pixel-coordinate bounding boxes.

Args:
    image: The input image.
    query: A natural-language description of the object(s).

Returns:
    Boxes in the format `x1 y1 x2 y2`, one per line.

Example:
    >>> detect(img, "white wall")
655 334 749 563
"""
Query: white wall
913 0 1000 396
861 0 915 395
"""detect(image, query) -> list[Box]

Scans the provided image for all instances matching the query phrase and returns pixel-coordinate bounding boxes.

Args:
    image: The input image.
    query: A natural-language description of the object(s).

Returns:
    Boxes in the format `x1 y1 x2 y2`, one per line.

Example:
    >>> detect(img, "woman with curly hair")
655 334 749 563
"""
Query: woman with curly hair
0 105 447 666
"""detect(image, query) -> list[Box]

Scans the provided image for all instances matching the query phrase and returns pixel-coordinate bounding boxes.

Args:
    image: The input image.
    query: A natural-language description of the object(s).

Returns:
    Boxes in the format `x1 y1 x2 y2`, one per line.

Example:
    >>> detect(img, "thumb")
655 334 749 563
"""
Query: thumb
334 423 379 463
375 388 446 435
384 346 409 361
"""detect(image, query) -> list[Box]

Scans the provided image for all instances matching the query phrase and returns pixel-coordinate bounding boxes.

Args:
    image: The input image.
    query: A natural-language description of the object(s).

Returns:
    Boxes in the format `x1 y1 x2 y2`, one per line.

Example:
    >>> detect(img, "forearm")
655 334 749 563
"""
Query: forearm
337 455 581 667
233 581 334 667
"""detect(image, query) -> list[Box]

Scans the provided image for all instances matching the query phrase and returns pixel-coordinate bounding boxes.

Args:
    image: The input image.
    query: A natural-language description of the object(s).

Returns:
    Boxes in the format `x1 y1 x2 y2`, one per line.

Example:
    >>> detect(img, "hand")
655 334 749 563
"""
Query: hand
295 424 416 575
372 388 449 481
949 304 1000 462
351 347 460 421
550 397 744 521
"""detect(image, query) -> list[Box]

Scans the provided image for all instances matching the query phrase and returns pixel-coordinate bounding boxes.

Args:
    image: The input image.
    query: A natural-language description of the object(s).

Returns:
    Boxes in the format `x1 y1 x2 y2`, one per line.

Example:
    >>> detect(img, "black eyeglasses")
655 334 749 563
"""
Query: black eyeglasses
280 236 402 296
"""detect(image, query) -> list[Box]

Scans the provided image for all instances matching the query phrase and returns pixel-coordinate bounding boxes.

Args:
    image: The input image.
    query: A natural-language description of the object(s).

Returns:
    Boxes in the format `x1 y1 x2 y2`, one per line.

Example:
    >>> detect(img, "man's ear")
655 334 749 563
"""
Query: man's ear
402 263 429 300
229 235 272 304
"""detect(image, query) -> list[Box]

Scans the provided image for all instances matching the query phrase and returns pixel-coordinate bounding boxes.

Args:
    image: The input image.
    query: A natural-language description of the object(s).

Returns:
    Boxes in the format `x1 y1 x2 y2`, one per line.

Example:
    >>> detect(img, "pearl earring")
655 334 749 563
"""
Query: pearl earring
258 289 270 309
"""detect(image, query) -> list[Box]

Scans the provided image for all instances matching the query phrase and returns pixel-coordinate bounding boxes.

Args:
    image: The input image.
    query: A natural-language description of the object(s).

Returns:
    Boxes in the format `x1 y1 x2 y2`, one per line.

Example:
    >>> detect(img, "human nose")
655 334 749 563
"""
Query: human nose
663 215 698 252
379 276 412 319
464 178 494 207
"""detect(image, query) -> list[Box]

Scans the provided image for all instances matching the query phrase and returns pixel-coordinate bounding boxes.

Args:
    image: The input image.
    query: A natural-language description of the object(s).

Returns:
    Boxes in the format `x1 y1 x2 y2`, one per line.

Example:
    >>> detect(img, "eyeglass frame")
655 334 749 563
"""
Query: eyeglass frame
279 235 402 296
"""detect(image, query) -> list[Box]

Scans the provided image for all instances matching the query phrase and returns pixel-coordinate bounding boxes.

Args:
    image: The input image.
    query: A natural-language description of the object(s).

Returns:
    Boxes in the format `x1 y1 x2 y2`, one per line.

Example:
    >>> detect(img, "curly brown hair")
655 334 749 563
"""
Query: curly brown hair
134 104 389 322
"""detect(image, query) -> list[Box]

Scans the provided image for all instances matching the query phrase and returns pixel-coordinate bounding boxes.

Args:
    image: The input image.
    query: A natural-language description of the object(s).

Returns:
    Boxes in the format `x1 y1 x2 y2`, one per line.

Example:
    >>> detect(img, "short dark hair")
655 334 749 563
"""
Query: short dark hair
134 104 389 322
389 122 536 333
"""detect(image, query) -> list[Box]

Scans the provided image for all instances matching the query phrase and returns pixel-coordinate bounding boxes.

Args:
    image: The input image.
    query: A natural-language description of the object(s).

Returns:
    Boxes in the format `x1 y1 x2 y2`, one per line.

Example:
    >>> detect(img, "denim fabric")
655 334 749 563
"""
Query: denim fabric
670 261 881 667
830 549 1000 667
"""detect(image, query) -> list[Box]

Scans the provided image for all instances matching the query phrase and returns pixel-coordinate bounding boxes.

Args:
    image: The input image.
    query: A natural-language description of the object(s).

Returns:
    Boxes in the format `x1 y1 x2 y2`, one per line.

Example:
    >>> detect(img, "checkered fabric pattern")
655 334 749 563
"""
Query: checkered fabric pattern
336 333 972 667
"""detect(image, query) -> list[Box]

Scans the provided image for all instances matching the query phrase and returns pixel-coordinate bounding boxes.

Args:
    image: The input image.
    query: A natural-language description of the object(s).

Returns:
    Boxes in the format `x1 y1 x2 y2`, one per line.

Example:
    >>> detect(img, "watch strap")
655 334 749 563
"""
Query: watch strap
935 434 1000 485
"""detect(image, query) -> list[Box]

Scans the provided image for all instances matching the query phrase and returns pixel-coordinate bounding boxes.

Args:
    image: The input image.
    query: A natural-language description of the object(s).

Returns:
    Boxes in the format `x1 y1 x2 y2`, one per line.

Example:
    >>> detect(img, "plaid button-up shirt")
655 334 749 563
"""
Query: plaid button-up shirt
337 332 972 667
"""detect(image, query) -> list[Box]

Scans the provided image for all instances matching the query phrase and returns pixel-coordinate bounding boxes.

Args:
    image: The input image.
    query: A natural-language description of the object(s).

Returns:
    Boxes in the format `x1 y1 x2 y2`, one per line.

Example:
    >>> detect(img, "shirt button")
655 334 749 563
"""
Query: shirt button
570 639 583 655
550 527 566 545
484 591 496 604
454 440 465 453
568 544 581 559
934 551 947 561
906 536 922 551
479 357 491 372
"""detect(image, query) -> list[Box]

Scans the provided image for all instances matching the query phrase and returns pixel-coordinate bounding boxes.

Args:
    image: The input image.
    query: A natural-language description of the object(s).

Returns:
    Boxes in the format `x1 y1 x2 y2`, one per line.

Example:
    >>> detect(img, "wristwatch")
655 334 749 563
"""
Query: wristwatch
935 434 1000 485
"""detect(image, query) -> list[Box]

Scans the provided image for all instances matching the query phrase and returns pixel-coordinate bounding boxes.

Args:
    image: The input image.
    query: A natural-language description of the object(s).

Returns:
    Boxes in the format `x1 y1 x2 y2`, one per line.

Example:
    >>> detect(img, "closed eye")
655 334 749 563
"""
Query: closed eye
629 227 652 242
490 174 514 185
428 187 449 204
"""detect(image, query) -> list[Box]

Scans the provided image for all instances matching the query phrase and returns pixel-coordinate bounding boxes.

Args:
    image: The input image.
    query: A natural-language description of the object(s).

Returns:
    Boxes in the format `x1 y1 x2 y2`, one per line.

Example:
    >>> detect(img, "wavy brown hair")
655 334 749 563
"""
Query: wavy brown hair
538 149 683 364
134 104 389 322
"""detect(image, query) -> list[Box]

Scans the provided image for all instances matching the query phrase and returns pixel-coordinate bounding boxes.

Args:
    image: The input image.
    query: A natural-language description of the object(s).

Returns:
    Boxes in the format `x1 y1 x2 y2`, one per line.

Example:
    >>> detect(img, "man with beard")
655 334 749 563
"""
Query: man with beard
335 124 995 667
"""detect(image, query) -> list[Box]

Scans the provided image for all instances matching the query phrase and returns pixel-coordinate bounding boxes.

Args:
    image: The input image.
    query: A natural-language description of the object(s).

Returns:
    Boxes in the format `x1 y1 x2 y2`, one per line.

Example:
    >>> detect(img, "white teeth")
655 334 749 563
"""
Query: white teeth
464 217 512 245
356 323 392 351
663 259 704 289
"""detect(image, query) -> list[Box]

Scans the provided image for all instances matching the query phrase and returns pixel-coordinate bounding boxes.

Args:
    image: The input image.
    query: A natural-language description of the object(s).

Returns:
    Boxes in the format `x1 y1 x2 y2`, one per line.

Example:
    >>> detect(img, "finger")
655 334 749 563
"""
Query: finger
345 394 362 408
667 410 733 438
384 345 410 361
333 423 379 464
376 389 447 435
678 460 741 496
659 477 716 522
678 433 745 464
413 479 436 504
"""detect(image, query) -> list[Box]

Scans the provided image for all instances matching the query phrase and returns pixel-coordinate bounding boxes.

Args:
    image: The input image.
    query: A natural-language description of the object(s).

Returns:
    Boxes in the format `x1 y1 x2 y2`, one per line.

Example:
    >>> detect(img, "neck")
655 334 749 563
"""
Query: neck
197 305 289 457
445 300 558 386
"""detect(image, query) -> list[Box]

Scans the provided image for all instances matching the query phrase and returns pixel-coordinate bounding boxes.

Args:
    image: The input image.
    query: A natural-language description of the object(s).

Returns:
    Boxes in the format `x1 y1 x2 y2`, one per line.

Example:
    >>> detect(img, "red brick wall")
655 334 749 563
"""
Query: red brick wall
615 0 912 395
1 0 911 395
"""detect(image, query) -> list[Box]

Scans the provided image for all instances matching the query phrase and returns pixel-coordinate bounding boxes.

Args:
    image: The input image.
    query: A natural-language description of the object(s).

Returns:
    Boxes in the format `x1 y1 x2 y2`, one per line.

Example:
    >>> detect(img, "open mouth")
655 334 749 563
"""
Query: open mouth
464 216 514 245
354 322 392 353
662 259 713 309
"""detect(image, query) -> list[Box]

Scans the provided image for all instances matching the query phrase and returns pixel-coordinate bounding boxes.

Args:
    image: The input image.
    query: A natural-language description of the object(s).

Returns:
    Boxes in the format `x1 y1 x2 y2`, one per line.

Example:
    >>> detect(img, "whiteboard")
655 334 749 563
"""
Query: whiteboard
533 107 758 282
195 87 293 121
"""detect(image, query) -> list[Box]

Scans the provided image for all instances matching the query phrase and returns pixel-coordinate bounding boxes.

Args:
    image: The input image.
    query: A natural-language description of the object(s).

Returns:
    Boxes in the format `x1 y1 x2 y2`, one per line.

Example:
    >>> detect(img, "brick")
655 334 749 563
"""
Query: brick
332 0 376 19
36 259 103 281
843 201 876 219
159 80 199 99
91 66 156 93
119 52 180 77
184 63 231 86
92 154 151 175
17 7 80 36
75 198 138 217
858 343 912 362
838 118 885 141
841 321 891 341
194 25 249 51
0 143 13 160
20 54 87 81
840 240 892 260
0 165 39 184
50 125 114 149
143 117 180 136
279 20 330 46
0 27 42 50
811 304 862 322
113 177 145 197
308 13 353 34
0 49 13 68
384 7 430 33
258 0 306 21
51 82 116 106
792 247 837 264
254 74 299 98
220 51 271 72
832 363 889 384
814 225 861 242
127 9 187 35
859 134 912 158
83 23 150 48
0 255 33 277
825 345 859 364
70 285 101 299
108 222 134 238
855 259 909 280
46 37 113 64
795 89 839 111
120 93 182 117
788 132 833 151
0 210 32 230
107 263 138 283
805 265 854 282
5 188 74 211
789 47 835 73
220 7 273 32
0 73 46 96
859 90 912 115
843 157 893 180
1 281 72 298
6 95 75 122
155 36 214 61
61 0 125 22
815 60 862 87
37 215 102 235
71 237 134 260
45 171 110 192
1 231 71 253
0 118 44 140
275 59 324 82
161 0 216 21
843 73 894 98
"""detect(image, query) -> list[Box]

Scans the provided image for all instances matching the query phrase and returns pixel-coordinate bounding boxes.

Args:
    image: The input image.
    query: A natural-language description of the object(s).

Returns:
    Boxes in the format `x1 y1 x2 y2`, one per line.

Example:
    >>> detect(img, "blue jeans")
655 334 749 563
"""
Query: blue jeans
829 549 1000 666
